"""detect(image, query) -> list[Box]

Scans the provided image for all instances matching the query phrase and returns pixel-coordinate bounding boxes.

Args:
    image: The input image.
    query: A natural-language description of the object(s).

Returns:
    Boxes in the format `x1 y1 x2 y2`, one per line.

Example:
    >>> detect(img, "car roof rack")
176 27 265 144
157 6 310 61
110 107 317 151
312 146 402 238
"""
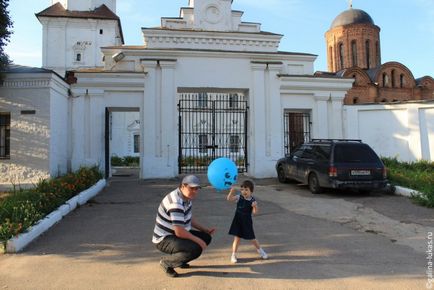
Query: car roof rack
310 139 362 143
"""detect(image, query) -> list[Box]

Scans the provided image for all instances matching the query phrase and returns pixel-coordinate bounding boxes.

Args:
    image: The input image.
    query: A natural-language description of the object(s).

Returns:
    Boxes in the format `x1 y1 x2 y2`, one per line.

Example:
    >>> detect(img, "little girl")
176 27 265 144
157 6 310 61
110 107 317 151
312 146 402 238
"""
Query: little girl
227 180 268 263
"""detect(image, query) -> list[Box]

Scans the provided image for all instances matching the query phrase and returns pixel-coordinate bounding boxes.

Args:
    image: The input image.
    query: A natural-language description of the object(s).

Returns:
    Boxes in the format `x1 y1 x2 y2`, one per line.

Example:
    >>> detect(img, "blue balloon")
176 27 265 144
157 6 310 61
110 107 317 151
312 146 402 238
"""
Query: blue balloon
207 158 238 191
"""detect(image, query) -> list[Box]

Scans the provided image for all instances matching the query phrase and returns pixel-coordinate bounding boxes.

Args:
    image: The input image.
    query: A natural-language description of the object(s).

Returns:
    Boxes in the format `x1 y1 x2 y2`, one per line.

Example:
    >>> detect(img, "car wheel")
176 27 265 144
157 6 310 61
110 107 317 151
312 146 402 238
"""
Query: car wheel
308 173 322 194
277 166 288 183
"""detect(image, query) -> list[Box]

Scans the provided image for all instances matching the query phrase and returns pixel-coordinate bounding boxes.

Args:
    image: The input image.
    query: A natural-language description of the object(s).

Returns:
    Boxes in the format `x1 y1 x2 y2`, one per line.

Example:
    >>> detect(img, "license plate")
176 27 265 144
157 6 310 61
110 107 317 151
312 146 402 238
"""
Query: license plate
351 170 371 176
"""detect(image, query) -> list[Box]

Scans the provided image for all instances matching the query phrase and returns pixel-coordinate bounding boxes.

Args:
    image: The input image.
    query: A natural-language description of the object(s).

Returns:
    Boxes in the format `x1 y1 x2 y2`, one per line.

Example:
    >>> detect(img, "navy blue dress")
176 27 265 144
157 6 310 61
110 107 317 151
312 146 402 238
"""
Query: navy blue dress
228 195 256 240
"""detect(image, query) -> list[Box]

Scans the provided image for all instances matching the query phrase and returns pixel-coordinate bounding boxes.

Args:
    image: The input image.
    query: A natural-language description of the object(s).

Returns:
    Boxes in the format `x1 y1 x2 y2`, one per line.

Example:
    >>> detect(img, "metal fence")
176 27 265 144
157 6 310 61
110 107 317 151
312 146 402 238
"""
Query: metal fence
178 92 248 173
0 113 10 158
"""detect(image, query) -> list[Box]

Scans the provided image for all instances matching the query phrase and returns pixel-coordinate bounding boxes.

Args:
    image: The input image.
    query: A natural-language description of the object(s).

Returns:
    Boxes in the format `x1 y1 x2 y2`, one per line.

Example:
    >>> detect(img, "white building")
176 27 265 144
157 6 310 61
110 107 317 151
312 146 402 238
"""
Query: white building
110 112 140 158
68 0 354 179
0 66 69 185
2 0 379 186
37 0 123 76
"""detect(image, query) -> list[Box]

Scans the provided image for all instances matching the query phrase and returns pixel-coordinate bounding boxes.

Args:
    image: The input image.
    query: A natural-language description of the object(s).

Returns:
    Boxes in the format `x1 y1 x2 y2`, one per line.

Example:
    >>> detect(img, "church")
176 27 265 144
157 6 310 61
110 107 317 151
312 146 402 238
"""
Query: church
317 5 434 104
0 0 432 187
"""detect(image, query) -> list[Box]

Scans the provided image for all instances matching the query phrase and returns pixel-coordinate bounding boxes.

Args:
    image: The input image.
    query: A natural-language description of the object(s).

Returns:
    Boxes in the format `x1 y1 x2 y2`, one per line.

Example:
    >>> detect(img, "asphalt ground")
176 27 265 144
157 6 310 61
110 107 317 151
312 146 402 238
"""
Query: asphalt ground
0 172 431 290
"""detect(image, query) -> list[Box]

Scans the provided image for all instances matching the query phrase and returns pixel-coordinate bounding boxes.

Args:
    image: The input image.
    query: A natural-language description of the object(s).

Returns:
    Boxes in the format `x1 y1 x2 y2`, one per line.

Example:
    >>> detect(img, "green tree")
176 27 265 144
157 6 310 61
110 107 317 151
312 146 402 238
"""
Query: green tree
0 0 12 71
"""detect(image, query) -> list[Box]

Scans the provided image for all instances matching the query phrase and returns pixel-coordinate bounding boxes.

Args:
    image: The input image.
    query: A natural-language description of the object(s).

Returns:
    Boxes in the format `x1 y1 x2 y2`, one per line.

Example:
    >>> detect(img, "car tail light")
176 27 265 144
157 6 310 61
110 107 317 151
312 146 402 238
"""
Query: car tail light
383 167 388 179
329 166 337 177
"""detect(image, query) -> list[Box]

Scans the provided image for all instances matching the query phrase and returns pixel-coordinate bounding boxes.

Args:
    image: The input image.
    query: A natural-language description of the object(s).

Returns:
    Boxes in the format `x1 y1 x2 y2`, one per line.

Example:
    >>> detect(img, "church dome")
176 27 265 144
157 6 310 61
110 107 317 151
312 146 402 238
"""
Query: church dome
330 8 374 28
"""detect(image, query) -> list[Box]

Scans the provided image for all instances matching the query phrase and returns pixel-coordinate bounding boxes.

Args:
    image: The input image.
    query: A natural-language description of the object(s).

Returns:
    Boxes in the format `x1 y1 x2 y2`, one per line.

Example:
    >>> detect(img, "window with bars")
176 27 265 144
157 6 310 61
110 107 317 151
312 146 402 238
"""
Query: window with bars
133 134 140 153
0 113 11 159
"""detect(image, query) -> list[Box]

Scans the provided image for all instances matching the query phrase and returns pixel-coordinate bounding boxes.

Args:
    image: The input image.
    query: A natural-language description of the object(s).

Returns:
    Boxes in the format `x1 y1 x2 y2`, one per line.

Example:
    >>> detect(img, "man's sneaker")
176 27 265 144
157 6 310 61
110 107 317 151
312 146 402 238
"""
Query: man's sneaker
159 260 179 278
230 254 238 263
179 262 190 269
258 248 268 260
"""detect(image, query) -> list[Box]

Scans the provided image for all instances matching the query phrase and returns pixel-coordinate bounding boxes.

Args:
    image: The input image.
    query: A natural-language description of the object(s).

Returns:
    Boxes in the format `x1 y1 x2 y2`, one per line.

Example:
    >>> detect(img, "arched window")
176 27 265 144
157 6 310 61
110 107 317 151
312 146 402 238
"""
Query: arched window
339 43 344 70
351 40 358 66
382 73 389 87
400 74 405 88
365 40 371 69
391 70 396 88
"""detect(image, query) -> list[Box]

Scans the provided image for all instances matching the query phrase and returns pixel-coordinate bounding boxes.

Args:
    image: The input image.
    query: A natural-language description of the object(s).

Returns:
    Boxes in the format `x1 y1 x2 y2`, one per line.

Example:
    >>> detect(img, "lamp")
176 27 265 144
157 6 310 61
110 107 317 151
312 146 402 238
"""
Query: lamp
112 52 125 62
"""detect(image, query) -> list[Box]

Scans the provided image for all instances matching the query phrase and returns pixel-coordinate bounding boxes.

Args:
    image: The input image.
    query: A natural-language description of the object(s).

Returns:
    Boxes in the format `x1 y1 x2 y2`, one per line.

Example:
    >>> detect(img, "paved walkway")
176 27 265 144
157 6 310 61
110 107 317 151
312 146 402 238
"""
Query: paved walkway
0 174 430 290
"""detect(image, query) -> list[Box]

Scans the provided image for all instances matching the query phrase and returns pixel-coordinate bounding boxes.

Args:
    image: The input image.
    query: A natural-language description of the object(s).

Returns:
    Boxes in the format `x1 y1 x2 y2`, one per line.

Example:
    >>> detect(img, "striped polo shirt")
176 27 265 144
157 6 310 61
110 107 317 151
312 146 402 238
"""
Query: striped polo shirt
152 188 192 244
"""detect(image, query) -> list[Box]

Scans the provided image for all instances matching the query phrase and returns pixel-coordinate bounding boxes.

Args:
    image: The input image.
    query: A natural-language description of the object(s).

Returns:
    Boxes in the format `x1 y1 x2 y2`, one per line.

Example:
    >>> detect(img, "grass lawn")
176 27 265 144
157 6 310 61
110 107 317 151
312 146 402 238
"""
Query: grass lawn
382 157 434 208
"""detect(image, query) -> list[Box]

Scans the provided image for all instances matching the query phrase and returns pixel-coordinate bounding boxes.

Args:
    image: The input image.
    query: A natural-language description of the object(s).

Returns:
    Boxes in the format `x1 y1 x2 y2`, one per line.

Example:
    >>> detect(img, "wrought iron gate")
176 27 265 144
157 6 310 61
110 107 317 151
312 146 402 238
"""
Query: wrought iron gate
178 92 248 173
284 111 311 155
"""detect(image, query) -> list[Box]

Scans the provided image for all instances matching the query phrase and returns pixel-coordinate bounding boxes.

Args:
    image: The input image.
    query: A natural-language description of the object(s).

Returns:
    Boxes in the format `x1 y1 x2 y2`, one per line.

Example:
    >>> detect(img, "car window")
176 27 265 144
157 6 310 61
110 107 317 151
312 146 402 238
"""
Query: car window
334 144 380 163
313 145 331 161
291 148 304 158
301 146 315 159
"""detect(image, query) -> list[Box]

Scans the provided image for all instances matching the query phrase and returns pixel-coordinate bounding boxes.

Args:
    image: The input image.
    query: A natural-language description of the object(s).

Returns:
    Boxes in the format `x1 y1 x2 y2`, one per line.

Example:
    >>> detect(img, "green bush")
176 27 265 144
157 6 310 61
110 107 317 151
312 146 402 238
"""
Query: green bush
382 157 434 208
0 166 103 245
111 156 139 167
110 156 123 166
123 156 139 166
180 156 214 167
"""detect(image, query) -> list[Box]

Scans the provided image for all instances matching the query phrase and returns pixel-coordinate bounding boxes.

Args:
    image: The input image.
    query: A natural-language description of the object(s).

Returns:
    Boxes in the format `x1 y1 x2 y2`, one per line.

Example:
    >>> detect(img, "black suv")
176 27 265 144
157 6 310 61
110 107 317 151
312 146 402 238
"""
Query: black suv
276 139 388 194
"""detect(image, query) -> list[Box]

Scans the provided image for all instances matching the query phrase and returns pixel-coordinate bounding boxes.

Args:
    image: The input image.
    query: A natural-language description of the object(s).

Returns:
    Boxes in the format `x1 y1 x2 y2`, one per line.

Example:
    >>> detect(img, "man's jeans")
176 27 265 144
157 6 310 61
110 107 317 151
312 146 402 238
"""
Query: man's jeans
156 230 212 268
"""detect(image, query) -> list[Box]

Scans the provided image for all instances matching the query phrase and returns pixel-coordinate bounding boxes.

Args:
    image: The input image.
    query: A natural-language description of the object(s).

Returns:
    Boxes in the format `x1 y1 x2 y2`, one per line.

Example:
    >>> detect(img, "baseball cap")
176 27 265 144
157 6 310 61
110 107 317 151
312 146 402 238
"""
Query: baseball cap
182 175 201 188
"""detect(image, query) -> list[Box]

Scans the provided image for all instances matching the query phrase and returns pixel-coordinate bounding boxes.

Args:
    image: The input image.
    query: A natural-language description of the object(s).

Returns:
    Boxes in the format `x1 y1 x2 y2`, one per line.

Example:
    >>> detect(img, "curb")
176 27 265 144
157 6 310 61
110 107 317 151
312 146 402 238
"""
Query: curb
393 185 424 198
5 179 107 253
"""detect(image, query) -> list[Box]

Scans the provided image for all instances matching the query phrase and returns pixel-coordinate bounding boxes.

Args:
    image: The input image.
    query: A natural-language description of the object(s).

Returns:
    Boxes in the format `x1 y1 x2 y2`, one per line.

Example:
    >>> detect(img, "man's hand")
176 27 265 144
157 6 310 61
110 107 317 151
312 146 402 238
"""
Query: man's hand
197 238 207 250
173 225 207 249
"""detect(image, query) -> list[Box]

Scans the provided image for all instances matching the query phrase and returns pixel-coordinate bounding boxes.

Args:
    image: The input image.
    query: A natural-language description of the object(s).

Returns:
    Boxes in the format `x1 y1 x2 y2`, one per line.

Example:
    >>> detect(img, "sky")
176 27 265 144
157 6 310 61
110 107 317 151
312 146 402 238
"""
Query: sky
4 0 434 77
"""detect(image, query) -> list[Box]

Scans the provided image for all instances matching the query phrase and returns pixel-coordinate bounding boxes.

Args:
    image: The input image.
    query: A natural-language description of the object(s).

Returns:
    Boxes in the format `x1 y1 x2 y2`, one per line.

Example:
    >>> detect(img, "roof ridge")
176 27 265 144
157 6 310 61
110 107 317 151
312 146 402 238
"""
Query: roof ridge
36 2 119 20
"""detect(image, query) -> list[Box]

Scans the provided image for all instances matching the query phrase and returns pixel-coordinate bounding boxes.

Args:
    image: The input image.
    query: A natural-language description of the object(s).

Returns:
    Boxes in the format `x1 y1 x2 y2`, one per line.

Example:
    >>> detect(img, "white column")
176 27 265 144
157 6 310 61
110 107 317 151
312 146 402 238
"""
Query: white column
160 60 178 177
41 19 49 68
141 60 158 178
249 63 267 177
70 89 86 170
314 93 330 139
141 59 178 178
89 19 98 68
266 63 283 162
88 89 104 166
330 93 345 139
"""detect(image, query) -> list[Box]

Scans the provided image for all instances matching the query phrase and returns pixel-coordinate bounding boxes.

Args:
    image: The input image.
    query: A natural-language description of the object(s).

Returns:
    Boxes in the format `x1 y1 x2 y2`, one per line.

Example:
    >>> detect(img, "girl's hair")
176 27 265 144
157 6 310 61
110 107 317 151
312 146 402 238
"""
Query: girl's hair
241 180 254 192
